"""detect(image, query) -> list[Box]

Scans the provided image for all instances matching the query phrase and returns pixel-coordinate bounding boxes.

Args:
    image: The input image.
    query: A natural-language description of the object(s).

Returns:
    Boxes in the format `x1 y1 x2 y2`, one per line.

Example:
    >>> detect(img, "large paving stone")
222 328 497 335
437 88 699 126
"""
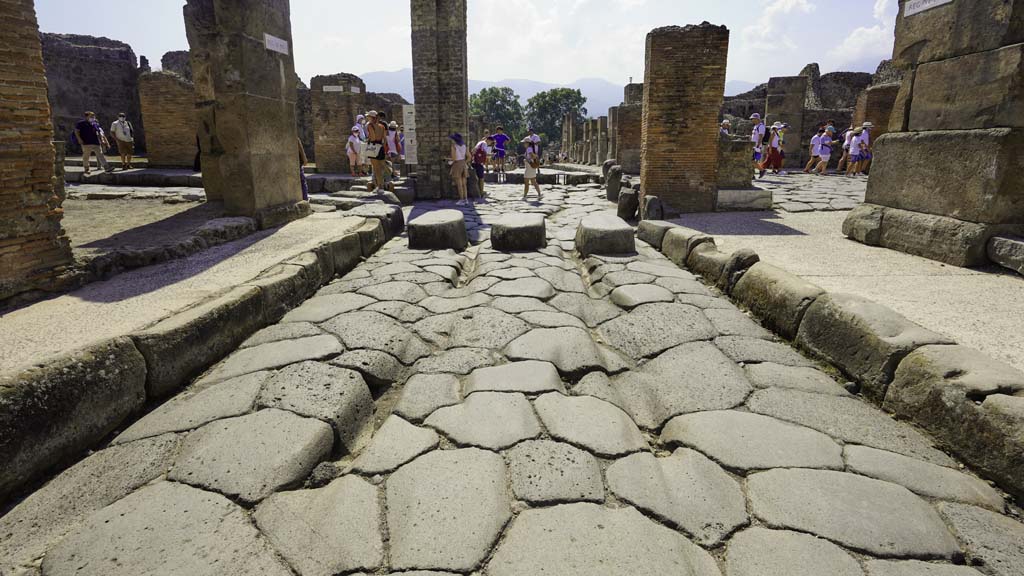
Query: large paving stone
519 310 588 328
358 280 429 303
506 439 604 504
40 482 293 576
535 266 587 293
938 503 1024 576
425 392 541 450
281 292 375 323
731 262 824 340
240 321 322 347
412 347 498 374
607 449 748 546
486 277 557 299
254 475 384 576
599 303 717 359
330 349 406 388
352 415 439 474
548 292 623 327
747 468 960 559
407 209 468 251
505 326 630 377
413 307 529 349
387 448 511 572
168 409 333 503
662 410 843 471
714 335 817 367
612 342 753 429
609 284 676 309
202 334 343 382
322 311 432 364
865 560 986 576
703 308 773 339
465 360 566 395
394 373 462 421
487 503 720 576
744 362 851 396
418 292 492 313
725 527 864 576
259 361 374 452
491 213 546 251
534 392 647 457
575 213 635 256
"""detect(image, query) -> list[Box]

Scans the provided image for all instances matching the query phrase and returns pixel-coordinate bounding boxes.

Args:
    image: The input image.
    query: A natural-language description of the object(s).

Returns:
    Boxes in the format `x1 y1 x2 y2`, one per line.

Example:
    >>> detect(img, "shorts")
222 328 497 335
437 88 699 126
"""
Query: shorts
494 148 506 159
472 162 485 179
850 154 863 163
818 155 831 163
861 151 873 160
115 139 134 155
752 151 762 161
450 159 468 179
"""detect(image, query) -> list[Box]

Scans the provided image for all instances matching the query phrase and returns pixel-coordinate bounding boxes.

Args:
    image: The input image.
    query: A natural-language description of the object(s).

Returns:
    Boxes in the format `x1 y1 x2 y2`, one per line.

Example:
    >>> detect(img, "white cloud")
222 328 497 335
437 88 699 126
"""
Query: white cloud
741 0 816 52
827 0 897 68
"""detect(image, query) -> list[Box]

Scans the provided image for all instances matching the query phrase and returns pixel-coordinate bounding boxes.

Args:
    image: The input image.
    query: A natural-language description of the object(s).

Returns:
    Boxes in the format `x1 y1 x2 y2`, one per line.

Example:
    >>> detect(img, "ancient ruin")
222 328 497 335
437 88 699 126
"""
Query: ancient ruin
137 71 196 168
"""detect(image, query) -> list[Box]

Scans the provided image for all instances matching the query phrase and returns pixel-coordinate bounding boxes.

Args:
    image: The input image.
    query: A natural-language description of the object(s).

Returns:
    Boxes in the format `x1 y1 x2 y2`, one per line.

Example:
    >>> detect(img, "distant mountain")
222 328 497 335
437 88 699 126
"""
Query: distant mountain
725 80 758 97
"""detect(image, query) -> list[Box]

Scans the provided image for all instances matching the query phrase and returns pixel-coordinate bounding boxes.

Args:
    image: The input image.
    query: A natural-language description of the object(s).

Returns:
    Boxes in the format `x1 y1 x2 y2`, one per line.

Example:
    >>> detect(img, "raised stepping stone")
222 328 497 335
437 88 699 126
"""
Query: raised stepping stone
726 527 863 576
387 448 510 572
323 311 432 364
549 292 623 327
351 416 439 474
486 277 556 299
40 482 292 576
505 327 630 377
747 468 960 559
347 203 405 238
506 440 604 504
866 560 986 576
408 210 468 251
330 349 406 388
413 347 497 375
425 392 541 450
487 503 719 576
254 476 384 575
744 362 850 396
663 410 842 471
534 392 646 457
937 503 1024 576
491 213 546 251
607 449 748 546
394 373 462 421
203 334 343 383
599 303 716 359
575 213 635 256
610 284 676 309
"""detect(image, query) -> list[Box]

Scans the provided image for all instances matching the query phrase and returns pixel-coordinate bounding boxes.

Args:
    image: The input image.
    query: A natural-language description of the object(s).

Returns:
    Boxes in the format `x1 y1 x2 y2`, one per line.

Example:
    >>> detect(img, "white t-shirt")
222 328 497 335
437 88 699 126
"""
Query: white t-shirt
770 133 781 150
386 130 399 153
529 134 541 146
110 119 133 142
818 135 833 158
751 123 766 147
843 130 854 149
453 143 467 161
849 135 862 154
861 130 871 148
810 134 822 157
347 135 360 153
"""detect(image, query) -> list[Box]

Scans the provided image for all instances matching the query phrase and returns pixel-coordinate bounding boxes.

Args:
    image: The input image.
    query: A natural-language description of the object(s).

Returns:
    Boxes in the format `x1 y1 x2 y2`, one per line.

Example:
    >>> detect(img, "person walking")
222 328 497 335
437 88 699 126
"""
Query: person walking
804 126 824 173
749 113 766 173
758 122 784 178
109 112 135 170
353 114 368 176
74 111 111 174
491 126 510 174
815 128 833 175
836 124 854 172
365 111 388 191
471 135 494 201
846 127 865 176
522 136 543 201
859 122 874 174
386 121 401 162
449 133 469 205
346 127 361 177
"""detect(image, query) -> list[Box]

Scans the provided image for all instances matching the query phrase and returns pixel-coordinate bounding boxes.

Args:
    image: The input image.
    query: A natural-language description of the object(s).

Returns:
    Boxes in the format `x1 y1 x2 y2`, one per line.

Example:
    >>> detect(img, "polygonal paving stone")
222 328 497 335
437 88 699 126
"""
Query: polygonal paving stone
571 370 629 411
656 276 714 295
413 347 497 375
358 280 429 303
535 266 586 293
602 270 656 287
241 322 323 348
487 277 557 299
330 349 406 388
518 310 587 328
490 296 557 313
281 293 376 323
506 440 604 504
548 292 623 327
351 416 439 474
747 468 960 558
254 476 384 576
169 409 333 503
599 303 717 359
677 293 734 309
387 448 511 572
415 307 530 349
368 261 421 277
322 311 433 364
392 271 448 284
487 503 720 576
703 308 773 339
394 373 462 421
607 449 748 546
865 560 986 576
609 284 676 309
533 392 647 457
627 260 695 279
425 392 541 450
726 527 864 576
203 334 343 382
505 326 630 377
715 335 816 367
485 267 536 280
744 362 850 396
362 300 430 323
661 410 843 471
419 292 492 313
40 482 292 576
937 503 1024 576
464 360 566 395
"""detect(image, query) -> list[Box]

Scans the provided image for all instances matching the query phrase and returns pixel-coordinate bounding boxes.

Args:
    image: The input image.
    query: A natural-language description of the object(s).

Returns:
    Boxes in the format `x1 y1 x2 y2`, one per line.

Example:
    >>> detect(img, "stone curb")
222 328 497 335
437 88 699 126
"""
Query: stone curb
0 220 382 506
644 222 1024 500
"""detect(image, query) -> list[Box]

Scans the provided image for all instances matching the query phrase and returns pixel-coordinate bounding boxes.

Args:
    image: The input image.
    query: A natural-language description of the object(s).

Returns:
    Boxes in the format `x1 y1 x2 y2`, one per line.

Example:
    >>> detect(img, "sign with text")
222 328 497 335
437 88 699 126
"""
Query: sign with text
403 105 418 165
264 33 290 55
322 85 346 92
905 0 953 17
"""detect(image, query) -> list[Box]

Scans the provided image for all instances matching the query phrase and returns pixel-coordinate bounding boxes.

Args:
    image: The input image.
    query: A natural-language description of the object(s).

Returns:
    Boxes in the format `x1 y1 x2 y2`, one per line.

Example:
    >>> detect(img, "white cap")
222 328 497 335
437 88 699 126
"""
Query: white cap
750 113 761 120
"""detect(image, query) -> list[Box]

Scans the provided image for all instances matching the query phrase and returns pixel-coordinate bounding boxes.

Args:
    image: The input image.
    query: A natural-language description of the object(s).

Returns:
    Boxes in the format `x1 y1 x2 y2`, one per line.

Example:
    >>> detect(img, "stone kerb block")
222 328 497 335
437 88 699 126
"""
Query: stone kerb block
492 214 546 251
575 213 635 256
988 235 1024 275
842 203 885 245
661 227 714 267
346 203 405 239
878 205 1022 267
606 165 624 202
636 220 679 250
685 242 730 286
893 0 1024 67
732 262 824 340
408 209 469 251
616 189 639 220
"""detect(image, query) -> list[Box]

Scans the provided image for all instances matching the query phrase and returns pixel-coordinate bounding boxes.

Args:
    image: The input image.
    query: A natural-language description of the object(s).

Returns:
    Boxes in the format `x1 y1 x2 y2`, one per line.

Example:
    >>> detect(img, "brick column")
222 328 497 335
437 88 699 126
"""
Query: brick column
311 73 366 174
616 104 642 174
184 0 307 228
0 0 73 305
582 120 591 165
764 76 808 168
139 71 197 168
608 107 619 163
640 23 729 213
624 83 644 106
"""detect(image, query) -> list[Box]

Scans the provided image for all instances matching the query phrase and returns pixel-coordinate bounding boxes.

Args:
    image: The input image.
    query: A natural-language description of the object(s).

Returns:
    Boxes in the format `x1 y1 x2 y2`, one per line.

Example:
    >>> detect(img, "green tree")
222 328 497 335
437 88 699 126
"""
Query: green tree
525 88 588 145
469 86 525 139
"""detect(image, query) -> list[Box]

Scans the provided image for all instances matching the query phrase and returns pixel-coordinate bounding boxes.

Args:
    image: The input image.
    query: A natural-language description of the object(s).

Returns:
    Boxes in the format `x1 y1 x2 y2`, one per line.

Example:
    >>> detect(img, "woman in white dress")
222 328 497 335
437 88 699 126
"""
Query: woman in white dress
522 137 543 201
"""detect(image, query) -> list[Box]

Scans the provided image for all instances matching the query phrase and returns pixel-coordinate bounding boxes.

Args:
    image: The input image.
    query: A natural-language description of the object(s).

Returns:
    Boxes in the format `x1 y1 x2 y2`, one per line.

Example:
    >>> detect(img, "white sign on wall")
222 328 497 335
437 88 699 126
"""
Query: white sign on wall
905 0 953 17
264 33 290 55
323 85 346 92
403 105 418 165
351 86 362 94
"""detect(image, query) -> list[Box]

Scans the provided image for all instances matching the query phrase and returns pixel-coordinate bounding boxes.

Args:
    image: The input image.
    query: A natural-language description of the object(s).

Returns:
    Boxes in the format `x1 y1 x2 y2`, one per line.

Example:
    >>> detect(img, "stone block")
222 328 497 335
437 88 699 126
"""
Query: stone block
575 213 635 256
616 189 639 220
988 235 1024 275
346 203 405 238
636 220 679 250
796 293 954 400
244 263 312 323
893 0 1024 66
356 218 386 257
662 227 715 267
408 209 469 251
0 338 147 504
879 206 1021 267
842 203 885 245
685 242 729 284
716 188 772 211
732 262 824 340
716 248 759 294
328 232 363 276
491 214 546 251
606 165 623 202
640 195 664 220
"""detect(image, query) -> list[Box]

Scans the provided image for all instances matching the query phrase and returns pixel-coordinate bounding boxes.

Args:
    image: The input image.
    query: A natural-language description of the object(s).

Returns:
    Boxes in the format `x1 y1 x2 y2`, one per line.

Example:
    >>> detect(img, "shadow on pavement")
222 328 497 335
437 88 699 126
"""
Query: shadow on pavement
670 210 808 237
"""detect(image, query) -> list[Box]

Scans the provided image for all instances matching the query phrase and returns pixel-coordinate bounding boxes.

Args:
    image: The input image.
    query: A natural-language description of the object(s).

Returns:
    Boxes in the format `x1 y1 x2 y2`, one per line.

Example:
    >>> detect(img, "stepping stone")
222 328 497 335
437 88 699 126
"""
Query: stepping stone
408 210 468 251
387 449 511 572
937 502 1024 576
203 334 343 383
413 347 497 375
486 277 556 299
255 476 384 575
505 327 630 377
534 392 646 457
358 280 429 303
714 335 817 367
330 349 406 388
549 292 623 327
487 503 720 576
465 360 565 395
744 362 850 396
865 560 986 576
506 440 604 504
352 416 439 474
347 203 404 237
491 213 546 251
425 392 541 450
281 293 376 323
575 213 635 256
241 322 322 348
607 449 748 545
394 373 462 421
726 527 864 576
661 410 843 471
40 482 292 576
323 311 432 364
610 284 675 309
747 468 960 558
599 303 716 359
169 409 334 503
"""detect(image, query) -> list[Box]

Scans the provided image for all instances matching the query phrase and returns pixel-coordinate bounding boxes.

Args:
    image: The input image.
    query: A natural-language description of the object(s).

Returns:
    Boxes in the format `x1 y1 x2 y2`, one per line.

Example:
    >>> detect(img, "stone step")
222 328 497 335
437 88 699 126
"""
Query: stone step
988 235 1024 276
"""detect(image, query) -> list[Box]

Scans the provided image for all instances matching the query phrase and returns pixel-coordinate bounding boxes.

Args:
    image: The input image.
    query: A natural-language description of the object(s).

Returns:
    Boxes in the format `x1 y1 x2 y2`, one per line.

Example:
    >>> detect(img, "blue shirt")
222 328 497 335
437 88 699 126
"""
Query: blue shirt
491 133 510 151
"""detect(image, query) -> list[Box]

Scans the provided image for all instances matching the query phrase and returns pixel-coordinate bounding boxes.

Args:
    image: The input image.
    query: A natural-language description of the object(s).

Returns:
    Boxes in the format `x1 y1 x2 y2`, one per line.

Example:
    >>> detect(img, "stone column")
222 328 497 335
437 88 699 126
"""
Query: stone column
624 83 644 106
582 120 591 165
764 76 808 168
607 107 619 163
411 0 468 199
640 23 729 213
139 71 198 168
597 116 609 165
844 0 1024 267
184 0 307 228
311 73 366 174
590 118 600 164
616 104 642 174
0 0 74 306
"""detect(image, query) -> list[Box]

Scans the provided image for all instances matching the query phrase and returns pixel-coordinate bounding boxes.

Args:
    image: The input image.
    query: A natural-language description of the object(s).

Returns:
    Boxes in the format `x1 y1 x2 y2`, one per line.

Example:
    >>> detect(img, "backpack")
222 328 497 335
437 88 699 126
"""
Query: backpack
472 143 487 164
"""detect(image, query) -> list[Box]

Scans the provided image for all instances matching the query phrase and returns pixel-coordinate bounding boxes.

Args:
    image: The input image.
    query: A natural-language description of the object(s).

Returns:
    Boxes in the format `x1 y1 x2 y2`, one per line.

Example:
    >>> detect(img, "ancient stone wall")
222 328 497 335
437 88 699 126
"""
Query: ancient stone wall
582 120 591 165
717 136 753 189
311 73 367 174
597 116 608 164
641 23 729 213
138 71 197 168
161 50 193 82
764 76 808 168
616 104 642 174
624 83 643 106
1 0 73 305
41 33 145 154
296 77 314 162
607 107 618 162
853 83 901 141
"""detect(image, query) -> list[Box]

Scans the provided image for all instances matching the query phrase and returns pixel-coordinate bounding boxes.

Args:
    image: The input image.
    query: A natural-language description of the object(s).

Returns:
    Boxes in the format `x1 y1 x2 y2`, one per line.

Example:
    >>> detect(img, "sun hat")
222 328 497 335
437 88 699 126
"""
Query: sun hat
772 121 783 129
389 121 398 129
862 121 873 128
368 110 378 117
721 119 731 125
853 127 865 135
750 113 761 120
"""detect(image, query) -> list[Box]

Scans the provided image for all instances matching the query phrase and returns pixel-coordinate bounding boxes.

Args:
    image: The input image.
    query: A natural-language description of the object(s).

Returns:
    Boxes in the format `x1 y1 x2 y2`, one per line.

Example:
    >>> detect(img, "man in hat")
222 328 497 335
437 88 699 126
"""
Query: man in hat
720 119 731 136
750 113 766 173
109 112 135 170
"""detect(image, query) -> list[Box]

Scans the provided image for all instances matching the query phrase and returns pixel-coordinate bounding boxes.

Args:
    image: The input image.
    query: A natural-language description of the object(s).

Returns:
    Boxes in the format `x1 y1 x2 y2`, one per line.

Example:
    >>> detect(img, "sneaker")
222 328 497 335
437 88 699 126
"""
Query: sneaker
759 169 766 178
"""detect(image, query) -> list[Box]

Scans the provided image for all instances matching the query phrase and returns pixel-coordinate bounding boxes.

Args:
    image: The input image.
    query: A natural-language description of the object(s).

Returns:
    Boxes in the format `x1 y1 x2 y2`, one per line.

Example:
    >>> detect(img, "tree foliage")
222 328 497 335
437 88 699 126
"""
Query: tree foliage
469 86 525 139
525 88 588 145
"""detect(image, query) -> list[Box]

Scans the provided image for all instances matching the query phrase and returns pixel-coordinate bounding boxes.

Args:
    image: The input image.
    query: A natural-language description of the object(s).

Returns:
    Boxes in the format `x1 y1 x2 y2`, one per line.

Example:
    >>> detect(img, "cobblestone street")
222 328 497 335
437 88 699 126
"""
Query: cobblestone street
759 172 868 213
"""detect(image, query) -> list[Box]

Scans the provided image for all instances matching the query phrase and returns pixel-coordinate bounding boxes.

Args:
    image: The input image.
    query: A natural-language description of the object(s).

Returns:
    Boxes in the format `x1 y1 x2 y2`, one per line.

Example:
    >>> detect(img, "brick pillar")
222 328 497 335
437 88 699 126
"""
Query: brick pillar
311 73 366 174
764 76 808 168
139 71 198 168
411 0 468 199
0 0 74 305
616 105 642 174
608 107 619 163
582 120 591 165
597 116 609 164
640 23 729 213
853 82 901 142
624 83 644 106
184 0 307 228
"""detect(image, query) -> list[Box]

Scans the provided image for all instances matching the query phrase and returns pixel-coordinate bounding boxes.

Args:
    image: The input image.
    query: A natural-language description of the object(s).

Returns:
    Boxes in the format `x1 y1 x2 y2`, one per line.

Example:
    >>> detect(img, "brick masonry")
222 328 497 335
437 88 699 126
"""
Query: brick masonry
624 83 644 106
0 0 74 305
138 71 197 168
607 106 618 162
161 50 193 82
616 104 642 174
640 23 729 213
854 82 900 142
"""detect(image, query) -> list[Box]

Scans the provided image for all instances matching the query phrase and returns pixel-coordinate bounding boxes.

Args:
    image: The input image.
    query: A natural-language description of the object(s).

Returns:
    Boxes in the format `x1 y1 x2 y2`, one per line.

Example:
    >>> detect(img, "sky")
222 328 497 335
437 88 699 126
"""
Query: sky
35 0 897 87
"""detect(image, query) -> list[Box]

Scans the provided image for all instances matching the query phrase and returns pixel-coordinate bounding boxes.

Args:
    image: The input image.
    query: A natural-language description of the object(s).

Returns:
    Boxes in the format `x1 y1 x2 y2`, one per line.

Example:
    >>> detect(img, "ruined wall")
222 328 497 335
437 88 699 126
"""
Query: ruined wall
1 0 73 305
41 33 144 154
624 83 644 106
311 73 366 174
296 77 313 162
607 107 618 162
138 71 197 168
616 104 642 174
718 137 753 189
764 76 808 168
161 50 193 82
597 116 608 165
853 83 901 141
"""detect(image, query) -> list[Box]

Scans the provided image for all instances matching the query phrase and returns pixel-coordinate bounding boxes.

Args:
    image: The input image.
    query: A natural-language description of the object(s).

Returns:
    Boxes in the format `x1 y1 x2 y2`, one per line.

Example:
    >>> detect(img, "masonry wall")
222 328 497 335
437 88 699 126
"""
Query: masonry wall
296 78 314 162
624 83 644 106
161 50 193 82
616 104 642 174
853 83 901 141
641 23 729 213
138 71 197 168
1 0 74 305
597 116 608 165
718 137 753 189
764 76 807 168
312 73 367 174
607 107 618 162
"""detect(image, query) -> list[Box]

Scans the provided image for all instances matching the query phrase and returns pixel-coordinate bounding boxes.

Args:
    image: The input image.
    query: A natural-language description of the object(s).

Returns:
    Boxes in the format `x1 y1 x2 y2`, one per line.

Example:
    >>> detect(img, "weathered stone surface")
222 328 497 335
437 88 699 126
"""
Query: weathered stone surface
281 292 375 323
599 303 716 359
465 360 565 395
607 449 748 545
416 307 530 350
40 482 292 576
987 235 1024 275
703 308 772 339
843 203 885 245
715 335 817 367
609 284 676 309
549 292 623 327
486 277 557 299
880 204 1021 267
686 242 730 283
616 188 640 221
387 448 510 572
322 311 431 364
731 262 824 340
169 409 334 503
347 203 405 237
662 410 843 471
626 260 696 279
892 0 1024 66
865 560 986 576
519 310 588 328
419 292 492 313
726 528 863 576
938 503 1024 576
490 296 556 313
535 266 587 293
661 227 714 267
507 440 604 504
413 347 497 374
606 165 623 201
254 475 384 576
330 349 406 388
575 213 635 256
491 213 546 251
351 415 438 474
394 373 462 421
717 248 759 293
203 334 343 383
358 280 429 304
602 270 656 288
744 362 851 396
534 392 647 457
487 503 720 576
241 321 322 348
408 209 468 251
505 326 628 376
425 391 541 450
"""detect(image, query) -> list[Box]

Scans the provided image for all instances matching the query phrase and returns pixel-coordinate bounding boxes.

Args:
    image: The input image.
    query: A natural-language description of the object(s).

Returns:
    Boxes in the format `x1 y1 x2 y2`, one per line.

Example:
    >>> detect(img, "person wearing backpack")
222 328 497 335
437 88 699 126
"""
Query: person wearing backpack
471 135 494 201
109 112 135 170
749 113 766 175
758 122 784 178
449 133 469 206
